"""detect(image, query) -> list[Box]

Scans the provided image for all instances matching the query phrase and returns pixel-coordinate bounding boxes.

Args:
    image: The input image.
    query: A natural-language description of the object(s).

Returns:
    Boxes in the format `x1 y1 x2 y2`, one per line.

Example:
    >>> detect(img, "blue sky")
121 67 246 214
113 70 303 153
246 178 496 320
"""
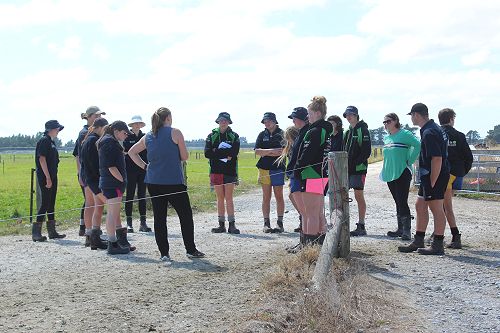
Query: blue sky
1 0 499 143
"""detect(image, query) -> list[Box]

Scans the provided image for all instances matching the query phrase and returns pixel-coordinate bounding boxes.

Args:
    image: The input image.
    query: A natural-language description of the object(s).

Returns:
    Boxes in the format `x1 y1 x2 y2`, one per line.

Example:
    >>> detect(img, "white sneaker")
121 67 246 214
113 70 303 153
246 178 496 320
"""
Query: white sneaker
160 255 172 266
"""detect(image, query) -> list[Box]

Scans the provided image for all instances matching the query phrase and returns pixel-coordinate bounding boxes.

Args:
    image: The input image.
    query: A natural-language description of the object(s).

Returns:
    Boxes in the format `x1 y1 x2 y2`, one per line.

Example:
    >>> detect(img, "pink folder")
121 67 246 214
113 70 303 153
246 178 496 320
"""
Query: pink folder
305 178 328 195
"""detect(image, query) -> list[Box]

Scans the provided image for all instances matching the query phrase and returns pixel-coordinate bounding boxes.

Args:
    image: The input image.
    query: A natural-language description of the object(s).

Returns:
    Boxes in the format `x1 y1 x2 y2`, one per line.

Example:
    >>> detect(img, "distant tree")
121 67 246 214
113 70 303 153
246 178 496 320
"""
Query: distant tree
465 130 481 144
368 127 385 145
240 137 247 144
485 124 500 144
402 124 418 135
64 139 75 148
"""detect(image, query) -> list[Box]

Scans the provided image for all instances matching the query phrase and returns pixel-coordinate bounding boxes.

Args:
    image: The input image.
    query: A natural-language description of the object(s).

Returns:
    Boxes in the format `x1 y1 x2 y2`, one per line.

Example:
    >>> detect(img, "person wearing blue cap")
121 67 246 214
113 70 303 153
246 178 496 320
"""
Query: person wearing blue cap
33 120 66 242
342 106 371 236
205 112 241 234
254 112 286 233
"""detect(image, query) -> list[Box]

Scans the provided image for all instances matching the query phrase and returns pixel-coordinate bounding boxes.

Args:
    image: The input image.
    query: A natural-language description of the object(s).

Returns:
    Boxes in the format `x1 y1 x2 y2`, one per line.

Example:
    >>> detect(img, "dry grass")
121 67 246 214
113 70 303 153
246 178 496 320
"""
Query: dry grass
236 246 414 333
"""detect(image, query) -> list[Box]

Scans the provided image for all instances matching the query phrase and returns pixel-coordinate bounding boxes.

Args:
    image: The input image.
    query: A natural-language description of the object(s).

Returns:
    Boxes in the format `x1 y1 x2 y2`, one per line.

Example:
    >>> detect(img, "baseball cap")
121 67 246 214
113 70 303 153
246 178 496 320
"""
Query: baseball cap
261 112 278 124
81 106 106 120
92 117 109 128
407 103 429 116
44 120 64 132
343 106 359 118
215 112 233 124
110 120 133 135
288 107 308 121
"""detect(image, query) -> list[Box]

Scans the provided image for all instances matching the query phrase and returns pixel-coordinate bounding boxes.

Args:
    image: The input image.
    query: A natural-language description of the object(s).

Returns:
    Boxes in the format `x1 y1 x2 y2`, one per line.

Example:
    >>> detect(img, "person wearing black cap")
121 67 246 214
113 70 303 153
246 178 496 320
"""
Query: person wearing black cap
97 120 135 255
123 115 151 233
33 120 66 242
342 106 371 236
204 112 241 234
398 103 450 255
286 107 309 233
437 108 473 249
254 112 286 233
73 106 105 237
80 117 109 250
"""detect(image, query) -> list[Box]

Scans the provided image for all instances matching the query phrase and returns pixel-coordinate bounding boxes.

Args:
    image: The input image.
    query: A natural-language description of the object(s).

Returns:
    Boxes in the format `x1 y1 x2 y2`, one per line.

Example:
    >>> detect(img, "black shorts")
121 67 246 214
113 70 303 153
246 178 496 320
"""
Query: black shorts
87 181 101 195
102 187 124 199
418 172 450 201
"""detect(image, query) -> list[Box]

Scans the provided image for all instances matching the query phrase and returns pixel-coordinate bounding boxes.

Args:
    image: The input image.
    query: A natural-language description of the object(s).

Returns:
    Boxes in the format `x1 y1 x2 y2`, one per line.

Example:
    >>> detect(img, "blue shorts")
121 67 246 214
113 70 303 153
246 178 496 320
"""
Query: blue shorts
102 187 124 199
447 174 464 190
349 174 366 190
289 176 301 193
258 168 285 186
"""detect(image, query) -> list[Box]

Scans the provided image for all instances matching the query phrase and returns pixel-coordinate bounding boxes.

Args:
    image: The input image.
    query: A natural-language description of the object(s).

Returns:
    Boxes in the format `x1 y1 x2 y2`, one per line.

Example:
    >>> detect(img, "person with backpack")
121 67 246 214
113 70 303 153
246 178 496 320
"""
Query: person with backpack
343 106 371 236
204 112 241 234
33 120 66 242
254 112 286 233
380 113 421 240
438 108 473 249
123 115 151 233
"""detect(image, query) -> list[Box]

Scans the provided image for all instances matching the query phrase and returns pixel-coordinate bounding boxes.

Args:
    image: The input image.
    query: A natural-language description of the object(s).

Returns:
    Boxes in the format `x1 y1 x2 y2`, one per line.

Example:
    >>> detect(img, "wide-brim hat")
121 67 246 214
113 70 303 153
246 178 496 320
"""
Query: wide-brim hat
128 115 146 128
343 105 359 118
261 112 278 124
215 112 233 124
44 120 64 132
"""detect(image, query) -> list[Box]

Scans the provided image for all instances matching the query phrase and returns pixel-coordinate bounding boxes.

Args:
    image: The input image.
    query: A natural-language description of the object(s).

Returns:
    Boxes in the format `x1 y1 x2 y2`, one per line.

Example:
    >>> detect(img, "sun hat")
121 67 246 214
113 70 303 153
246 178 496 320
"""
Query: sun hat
44 120 64 132
81 106 105 120
288 107 308 121
128 115 146 128
261 112 278 124
215 112 233 124
343 106 359 118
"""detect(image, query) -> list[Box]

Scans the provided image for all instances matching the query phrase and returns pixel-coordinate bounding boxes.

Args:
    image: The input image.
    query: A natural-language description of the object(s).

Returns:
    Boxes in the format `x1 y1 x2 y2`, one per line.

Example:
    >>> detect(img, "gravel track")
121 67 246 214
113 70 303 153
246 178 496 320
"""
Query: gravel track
0 161 498 332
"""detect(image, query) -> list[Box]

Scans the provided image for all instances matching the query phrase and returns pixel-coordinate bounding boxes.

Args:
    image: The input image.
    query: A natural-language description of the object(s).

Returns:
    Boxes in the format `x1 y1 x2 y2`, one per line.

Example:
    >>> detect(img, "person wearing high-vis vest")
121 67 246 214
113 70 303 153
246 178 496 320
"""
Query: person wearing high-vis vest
204 112 241 234
342 106 371 236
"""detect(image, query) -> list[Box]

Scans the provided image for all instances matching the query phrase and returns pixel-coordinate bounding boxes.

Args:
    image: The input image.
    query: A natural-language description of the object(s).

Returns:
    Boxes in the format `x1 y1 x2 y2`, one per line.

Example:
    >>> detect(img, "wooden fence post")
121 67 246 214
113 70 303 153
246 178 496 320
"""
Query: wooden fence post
312 151 350 290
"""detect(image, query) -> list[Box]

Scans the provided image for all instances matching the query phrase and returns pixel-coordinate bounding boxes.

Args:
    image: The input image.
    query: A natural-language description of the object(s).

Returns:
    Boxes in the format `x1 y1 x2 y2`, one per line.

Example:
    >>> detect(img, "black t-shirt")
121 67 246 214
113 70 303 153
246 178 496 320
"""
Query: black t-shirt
98 134 127 190
72 125 89 157
123 130 147 174
35 134 59 180
80 133 100 183
254 127 285 170
419 119 449 176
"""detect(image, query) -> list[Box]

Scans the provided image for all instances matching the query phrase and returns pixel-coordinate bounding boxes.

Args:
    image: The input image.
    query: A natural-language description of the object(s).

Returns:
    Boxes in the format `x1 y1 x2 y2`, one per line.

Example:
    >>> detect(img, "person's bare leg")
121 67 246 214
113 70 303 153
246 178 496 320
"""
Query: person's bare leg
428 199 446 236
443 188 457 229
261 184 272 219
354 189 366 222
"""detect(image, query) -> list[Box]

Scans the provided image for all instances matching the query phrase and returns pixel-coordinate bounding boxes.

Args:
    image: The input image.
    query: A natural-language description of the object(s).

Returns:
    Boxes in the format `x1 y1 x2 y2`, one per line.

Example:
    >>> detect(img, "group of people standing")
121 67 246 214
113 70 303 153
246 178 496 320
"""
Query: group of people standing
33 99 473 260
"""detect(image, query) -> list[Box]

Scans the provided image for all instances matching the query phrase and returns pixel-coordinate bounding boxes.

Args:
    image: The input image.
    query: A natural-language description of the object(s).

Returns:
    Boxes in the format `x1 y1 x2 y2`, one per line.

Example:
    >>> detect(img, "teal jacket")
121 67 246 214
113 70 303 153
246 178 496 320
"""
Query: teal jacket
381 129 421 182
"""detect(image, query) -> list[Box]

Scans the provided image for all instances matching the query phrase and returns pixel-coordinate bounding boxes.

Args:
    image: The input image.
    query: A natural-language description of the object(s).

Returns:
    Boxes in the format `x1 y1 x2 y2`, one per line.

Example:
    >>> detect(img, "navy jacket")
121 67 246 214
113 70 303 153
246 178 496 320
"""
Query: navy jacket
123 130 147 174
80 133 100 183
419 120 449 177
98 134 127 190
35 134 59 180
254 127 285 170
441 125 473 177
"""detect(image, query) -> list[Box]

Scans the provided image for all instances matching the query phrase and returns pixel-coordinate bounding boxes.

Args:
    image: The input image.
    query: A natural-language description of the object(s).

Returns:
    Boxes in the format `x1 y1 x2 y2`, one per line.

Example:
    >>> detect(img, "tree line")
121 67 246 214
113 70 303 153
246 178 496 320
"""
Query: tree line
1 125 499 148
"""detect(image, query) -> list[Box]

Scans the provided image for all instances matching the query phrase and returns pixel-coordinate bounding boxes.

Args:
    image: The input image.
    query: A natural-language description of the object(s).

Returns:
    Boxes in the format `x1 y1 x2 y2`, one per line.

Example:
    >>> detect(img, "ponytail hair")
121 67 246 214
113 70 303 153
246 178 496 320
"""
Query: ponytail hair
308 95 327 118
152 107 172 136
275 126 299 167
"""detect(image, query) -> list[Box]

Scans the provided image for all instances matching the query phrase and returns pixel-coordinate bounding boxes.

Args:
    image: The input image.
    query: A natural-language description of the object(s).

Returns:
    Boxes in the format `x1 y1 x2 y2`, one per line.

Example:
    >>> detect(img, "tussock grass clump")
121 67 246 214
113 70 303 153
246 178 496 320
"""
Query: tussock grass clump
239 249 401 333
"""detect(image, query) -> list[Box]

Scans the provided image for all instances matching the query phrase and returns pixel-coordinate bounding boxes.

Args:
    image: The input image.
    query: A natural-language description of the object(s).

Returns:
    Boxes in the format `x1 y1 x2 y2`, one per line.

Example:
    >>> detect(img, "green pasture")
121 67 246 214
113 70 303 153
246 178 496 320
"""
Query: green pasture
0 148 383 235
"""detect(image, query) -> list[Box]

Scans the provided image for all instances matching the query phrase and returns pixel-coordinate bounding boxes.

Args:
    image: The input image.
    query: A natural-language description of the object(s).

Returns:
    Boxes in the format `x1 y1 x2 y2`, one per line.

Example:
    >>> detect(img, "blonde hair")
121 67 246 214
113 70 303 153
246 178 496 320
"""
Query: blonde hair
151 107 172 136
275 126 299 166
308 95 327 118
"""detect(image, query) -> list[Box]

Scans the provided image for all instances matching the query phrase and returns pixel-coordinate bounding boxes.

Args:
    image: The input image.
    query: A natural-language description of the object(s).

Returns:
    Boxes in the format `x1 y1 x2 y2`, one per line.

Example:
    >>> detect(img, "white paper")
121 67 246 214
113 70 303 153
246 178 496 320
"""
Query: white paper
218 141 231 162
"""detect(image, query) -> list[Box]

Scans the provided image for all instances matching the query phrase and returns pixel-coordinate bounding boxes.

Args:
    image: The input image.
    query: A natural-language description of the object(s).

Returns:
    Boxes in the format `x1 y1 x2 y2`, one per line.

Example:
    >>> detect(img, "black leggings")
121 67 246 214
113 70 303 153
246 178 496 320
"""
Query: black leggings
147 184 196 257
37 176 58 222
387 167 412 216
125 171 147 217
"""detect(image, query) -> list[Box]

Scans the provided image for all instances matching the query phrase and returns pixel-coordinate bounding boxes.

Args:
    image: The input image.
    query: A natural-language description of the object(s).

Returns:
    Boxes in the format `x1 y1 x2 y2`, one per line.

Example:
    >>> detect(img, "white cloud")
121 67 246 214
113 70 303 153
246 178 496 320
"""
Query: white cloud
47 36 82 60
358 0 500 64
92 44 110 61
461 49 490 67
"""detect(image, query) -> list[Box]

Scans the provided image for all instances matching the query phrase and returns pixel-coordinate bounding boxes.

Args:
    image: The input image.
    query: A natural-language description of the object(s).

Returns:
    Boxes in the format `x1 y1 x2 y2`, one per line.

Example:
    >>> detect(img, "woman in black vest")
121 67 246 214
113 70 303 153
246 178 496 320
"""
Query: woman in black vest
204 112 241 234
33 120 66 242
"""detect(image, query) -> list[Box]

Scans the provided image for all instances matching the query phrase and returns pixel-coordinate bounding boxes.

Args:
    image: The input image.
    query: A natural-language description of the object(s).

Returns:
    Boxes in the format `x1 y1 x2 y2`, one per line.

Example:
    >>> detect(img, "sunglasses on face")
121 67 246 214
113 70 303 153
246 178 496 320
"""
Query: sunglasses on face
383 119 393 124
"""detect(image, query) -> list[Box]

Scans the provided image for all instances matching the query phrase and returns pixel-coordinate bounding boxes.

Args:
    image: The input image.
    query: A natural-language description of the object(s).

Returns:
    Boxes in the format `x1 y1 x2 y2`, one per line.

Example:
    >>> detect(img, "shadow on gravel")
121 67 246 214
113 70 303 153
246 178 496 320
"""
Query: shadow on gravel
112 254 161 264
171 259 228 273
50 239 86 247
230 233 275 240
360 234 392 240
466 249 500 259
447 253 500 269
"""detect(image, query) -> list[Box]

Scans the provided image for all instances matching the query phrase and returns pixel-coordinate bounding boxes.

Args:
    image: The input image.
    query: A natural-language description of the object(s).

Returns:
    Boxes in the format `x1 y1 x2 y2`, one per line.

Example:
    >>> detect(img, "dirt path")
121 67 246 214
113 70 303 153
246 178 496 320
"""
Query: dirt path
0 161 498 332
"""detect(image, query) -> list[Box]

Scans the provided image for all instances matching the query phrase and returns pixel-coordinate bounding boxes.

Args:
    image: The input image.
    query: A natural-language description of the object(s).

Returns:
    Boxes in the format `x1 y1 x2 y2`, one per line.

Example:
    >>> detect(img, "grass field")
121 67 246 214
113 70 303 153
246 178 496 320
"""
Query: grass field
0 149 383 235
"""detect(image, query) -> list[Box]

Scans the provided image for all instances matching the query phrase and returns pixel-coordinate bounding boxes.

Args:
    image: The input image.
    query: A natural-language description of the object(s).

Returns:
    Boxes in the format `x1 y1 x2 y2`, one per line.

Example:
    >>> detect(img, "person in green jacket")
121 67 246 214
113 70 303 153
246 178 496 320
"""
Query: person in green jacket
381 113 421 240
